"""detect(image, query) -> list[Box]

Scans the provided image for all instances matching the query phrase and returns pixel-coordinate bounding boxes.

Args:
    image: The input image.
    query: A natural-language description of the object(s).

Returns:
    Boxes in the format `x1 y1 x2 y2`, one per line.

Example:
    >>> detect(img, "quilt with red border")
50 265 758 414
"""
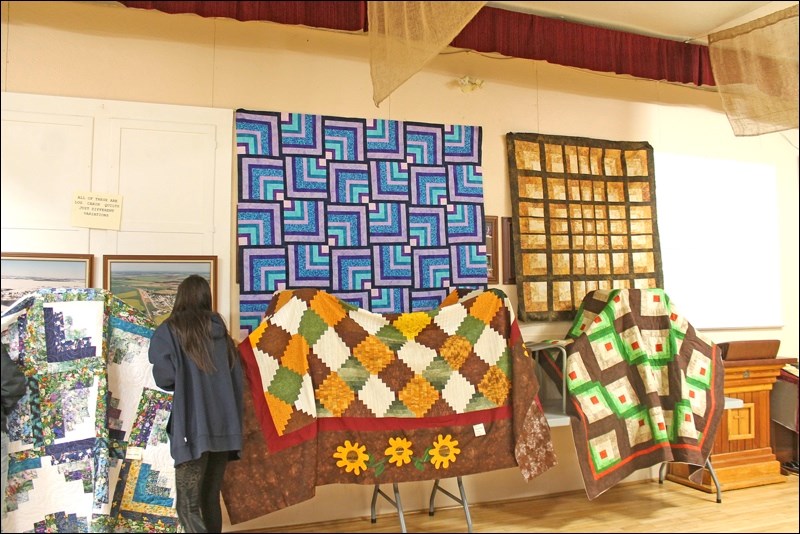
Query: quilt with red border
535 288 723 499
221 287 557 524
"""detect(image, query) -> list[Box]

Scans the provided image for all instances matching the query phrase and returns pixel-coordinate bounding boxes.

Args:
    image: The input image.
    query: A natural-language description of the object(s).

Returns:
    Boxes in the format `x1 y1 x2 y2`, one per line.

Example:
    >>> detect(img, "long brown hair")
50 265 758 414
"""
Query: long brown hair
165 274 235 373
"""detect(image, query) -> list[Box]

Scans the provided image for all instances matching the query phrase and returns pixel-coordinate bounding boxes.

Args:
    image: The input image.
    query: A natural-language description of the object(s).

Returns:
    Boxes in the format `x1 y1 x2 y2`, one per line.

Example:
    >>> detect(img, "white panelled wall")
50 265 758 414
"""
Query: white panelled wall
0 92 234 324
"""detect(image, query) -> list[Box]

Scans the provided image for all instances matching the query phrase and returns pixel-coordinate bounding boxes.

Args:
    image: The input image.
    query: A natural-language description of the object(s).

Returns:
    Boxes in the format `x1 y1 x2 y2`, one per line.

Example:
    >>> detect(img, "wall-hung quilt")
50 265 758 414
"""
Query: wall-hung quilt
506 133 663 322
535 288 723 499
221 287 557 525
1 289 177 533
236 109 488 335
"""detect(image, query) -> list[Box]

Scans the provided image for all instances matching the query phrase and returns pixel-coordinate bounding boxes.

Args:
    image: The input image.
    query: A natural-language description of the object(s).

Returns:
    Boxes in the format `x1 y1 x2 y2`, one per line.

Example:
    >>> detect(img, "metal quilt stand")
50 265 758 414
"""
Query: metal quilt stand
371 482 407 533
658 458 723 503
429 477 473 532
371 476 473 533
656 396 743 504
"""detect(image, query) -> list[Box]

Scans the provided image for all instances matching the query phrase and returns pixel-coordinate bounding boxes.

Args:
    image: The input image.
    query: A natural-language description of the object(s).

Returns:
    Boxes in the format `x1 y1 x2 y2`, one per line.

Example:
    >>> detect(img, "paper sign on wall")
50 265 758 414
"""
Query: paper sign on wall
71 192 122 230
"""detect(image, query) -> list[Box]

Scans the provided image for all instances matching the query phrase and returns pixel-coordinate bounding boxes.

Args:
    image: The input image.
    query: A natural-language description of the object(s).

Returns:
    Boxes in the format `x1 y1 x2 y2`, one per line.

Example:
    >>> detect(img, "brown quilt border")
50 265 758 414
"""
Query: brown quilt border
506 132 664 322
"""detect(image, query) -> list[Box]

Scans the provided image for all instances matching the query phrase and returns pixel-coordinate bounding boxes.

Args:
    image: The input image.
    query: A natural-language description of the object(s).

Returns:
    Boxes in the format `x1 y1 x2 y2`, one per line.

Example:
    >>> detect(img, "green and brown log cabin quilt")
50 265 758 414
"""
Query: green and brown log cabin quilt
506 133 663 322
221 288 557 525
536 288 723 500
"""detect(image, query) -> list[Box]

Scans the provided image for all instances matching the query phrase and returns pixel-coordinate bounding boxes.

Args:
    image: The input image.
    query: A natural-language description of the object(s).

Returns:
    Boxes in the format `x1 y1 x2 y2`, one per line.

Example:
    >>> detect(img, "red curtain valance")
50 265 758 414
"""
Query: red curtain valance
118 1 367 31
116 1 716 86
451 7 716 86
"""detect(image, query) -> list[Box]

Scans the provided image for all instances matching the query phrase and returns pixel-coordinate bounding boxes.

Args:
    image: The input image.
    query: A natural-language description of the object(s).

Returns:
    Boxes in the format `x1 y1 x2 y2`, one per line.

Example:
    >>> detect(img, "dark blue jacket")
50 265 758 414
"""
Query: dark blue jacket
148 314 244 466
2 343 27 433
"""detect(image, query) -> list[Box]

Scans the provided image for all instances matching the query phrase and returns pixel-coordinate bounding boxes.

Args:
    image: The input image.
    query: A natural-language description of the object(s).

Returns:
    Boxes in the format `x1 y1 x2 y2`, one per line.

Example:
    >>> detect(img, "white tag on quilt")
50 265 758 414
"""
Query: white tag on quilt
125 446 144 461
473 423 486 437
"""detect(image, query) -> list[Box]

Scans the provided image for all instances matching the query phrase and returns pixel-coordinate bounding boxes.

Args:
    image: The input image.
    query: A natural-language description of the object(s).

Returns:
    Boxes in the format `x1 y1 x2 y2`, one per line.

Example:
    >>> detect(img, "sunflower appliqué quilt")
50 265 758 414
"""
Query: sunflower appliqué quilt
222 288 557 524
535 288 723 500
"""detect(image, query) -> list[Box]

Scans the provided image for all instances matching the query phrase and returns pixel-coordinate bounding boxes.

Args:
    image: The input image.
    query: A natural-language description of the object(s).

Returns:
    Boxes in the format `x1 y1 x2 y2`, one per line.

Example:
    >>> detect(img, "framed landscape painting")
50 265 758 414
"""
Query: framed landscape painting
1 252 94 312
103 255 217 325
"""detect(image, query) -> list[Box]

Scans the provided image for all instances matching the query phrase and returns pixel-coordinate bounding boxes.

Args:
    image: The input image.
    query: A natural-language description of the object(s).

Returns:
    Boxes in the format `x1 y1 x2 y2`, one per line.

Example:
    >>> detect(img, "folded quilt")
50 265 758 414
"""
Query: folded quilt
222 287 557 524
537 288 723 499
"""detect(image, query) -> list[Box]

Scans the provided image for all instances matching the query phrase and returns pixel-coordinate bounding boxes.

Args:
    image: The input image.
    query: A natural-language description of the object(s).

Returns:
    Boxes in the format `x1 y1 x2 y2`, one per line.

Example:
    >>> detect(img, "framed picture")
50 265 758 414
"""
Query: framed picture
485 215 499 284
502 217 516 285
1 252 94 312
103 255 217 325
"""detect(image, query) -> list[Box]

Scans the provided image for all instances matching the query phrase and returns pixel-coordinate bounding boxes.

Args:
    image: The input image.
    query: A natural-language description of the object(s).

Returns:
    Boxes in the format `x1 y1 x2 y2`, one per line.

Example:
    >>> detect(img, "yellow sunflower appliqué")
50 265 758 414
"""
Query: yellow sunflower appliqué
429 434 460 469
333 440 369 476
384 437 414 467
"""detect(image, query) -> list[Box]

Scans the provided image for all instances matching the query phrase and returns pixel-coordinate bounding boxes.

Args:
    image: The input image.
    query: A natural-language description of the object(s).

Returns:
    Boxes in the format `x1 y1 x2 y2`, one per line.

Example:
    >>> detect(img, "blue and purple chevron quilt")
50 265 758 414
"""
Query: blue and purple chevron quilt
236 110 487 336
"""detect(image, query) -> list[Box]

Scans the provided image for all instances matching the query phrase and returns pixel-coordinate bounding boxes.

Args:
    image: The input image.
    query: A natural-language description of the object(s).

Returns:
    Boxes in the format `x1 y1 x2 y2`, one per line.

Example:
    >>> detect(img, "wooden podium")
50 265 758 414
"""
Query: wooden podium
666 358 792 492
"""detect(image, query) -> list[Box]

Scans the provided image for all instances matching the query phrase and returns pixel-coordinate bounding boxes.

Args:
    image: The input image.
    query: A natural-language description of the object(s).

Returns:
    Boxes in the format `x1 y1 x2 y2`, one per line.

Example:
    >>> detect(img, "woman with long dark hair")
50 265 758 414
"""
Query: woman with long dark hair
148 274 243 533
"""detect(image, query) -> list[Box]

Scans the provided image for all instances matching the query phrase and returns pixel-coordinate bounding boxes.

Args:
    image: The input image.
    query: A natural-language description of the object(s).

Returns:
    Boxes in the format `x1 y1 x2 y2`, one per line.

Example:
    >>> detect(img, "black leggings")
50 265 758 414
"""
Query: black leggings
174 451 229 533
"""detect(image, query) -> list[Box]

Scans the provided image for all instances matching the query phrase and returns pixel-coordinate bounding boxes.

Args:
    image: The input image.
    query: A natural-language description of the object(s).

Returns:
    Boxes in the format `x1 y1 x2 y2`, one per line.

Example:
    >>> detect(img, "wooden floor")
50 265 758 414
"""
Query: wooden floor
234 473 799 533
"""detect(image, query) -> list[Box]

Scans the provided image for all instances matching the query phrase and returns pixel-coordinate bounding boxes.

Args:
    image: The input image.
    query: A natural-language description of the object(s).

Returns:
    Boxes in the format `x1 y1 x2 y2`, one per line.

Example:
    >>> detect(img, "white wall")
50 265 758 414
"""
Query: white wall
1 1 797 531
1 92 234 323
656 153 783 330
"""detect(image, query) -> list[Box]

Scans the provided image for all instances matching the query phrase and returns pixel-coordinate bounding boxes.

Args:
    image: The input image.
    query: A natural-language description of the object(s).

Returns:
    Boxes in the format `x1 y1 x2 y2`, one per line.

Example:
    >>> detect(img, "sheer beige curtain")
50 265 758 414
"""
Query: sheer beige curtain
369 1 486 107
708 4 798 136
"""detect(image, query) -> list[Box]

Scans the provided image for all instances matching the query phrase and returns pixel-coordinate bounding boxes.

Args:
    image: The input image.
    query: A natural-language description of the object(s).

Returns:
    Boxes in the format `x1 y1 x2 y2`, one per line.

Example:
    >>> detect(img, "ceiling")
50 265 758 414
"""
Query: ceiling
487 1 798 44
